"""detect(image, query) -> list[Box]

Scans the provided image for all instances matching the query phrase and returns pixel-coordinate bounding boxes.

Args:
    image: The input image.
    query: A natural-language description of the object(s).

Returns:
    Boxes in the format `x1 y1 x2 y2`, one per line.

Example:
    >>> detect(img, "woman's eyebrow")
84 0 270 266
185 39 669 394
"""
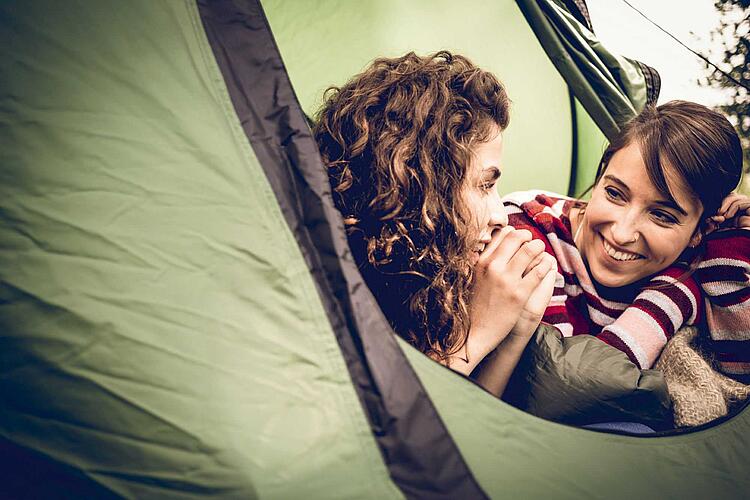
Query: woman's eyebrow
482 167 501 180
602 174 630 194
655 198 688 216
603 174 687 216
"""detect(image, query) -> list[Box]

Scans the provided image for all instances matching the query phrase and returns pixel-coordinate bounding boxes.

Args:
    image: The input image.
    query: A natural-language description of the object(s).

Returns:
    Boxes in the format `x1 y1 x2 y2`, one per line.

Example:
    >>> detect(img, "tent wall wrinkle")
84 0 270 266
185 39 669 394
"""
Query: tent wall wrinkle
516 0 660 141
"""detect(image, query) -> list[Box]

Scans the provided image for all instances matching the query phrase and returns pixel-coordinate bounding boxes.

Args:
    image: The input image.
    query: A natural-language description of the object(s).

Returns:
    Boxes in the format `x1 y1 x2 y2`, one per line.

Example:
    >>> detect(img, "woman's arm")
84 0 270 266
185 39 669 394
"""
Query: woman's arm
473 253 557 396
595 268 701 369
697 228 750 378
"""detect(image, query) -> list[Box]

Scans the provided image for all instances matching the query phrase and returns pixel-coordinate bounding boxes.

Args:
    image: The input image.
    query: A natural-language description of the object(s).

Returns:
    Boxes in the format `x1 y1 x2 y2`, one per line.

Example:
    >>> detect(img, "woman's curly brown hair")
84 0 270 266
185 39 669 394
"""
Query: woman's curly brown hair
313 51 510 361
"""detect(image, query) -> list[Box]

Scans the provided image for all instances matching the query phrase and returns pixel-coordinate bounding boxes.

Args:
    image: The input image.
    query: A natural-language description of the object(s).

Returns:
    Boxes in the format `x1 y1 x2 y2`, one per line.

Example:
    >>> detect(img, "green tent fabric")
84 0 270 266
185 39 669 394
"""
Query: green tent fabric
515 0 660 194
262 0 654 198
1 1 749 499
0 2 399 497
517 0 659 139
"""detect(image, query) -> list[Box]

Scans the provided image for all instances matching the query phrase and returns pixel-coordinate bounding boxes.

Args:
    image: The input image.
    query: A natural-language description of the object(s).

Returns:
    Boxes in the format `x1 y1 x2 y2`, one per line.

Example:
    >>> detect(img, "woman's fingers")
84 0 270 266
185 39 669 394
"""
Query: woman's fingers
709 194 750 230
516 253 554 298
718 194 750 220
731 199 750 220
718 194 737 215
723 198 741 219
469 235 557 360
735 215 750 229
719 193 743 214
477 228 548 291
533 256 559 304
476 225 515 266
506 238 546 276
482 228 536 269
524 250 546 275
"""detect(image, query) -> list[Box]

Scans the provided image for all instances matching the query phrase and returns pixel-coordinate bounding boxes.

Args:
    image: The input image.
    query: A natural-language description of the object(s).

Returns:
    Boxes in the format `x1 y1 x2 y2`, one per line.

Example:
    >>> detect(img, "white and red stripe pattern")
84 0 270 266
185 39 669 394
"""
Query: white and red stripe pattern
595 269 701 369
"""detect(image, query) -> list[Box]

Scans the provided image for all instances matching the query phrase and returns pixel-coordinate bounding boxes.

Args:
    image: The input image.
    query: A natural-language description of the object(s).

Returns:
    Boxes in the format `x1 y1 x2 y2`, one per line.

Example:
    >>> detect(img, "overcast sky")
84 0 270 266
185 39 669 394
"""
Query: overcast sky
586 0 731 106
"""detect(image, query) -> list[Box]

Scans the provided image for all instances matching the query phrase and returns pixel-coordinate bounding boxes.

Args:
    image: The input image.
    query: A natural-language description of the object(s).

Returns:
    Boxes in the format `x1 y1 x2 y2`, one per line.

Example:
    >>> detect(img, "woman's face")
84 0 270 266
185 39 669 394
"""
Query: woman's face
576 141 703 287
463 130 508 264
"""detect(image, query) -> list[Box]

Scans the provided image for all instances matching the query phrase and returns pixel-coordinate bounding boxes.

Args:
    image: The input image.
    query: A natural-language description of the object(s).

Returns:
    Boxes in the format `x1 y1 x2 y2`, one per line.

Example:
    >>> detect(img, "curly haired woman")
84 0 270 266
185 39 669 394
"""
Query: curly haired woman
314 51 557 395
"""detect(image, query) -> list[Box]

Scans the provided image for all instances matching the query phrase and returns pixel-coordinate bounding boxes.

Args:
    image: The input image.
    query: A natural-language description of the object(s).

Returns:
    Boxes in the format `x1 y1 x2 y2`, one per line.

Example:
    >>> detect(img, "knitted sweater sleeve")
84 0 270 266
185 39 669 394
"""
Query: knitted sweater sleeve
596 266 702 369
696 229 750 380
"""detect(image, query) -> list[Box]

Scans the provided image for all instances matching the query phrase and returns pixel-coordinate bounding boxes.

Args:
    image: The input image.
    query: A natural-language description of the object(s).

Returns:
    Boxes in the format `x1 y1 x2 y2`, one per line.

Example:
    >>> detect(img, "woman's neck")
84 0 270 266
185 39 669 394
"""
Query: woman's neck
567 204 584 246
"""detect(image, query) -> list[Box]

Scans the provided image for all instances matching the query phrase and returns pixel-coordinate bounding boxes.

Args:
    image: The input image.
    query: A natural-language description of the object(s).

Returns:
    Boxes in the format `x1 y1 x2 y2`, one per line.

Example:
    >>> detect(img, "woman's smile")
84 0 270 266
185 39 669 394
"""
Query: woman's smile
599 235 644 262
471 250 481 264
464 127 506 267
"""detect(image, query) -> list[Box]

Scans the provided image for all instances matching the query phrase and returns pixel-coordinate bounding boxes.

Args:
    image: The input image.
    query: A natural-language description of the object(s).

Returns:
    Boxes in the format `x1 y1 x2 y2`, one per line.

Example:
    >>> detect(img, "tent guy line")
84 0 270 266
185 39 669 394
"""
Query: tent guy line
619 0 750 92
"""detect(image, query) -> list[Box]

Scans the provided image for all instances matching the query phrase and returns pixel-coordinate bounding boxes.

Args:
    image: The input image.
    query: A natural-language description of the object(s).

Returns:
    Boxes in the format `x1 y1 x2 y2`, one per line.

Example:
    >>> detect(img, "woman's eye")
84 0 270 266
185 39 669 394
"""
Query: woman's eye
652 210 678 225
481 182 496 192
604 186 623 201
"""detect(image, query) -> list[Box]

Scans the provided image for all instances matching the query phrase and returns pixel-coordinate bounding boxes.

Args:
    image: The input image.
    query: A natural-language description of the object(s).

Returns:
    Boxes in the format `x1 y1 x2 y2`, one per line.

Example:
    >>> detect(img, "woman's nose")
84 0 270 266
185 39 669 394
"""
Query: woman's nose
610 218 640 245
488 206 508 228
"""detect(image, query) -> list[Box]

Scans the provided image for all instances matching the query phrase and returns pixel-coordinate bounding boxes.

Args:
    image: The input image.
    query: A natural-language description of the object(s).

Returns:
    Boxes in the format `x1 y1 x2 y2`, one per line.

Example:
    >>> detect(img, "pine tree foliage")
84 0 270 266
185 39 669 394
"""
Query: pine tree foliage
701 0 749 181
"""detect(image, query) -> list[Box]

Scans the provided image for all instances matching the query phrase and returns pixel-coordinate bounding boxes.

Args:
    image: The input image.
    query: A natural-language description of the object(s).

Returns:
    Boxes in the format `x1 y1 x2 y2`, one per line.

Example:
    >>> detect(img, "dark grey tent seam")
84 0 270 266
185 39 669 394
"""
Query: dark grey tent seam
195 0 489 498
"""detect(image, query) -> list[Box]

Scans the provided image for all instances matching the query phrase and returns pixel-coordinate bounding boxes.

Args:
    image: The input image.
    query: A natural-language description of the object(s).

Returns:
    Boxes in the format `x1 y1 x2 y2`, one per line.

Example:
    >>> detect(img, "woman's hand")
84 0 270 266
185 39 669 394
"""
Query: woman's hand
445 226 552 374
468 238 556 396
709 193 750 230
509 252 558 340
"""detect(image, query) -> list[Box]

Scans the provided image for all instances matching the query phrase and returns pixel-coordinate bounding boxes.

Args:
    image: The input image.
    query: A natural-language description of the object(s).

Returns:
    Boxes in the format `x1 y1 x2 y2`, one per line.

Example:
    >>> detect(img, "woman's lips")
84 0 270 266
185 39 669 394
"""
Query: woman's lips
598 233 644 263
471 244 486 264
471 250 481 264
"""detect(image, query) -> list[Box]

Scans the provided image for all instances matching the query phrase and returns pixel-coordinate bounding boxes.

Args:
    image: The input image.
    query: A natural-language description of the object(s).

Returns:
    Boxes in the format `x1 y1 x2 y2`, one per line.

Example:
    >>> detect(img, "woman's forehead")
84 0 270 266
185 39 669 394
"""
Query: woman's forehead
471 132 504 165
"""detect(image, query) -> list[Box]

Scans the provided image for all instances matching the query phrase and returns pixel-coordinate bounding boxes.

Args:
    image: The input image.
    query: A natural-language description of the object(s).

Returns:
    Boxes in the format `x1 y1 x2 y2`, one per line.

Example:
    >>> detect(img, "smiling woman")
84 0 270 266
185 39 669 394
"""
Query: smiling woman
504 100 748 376
4 1 750 497
463 130 508 266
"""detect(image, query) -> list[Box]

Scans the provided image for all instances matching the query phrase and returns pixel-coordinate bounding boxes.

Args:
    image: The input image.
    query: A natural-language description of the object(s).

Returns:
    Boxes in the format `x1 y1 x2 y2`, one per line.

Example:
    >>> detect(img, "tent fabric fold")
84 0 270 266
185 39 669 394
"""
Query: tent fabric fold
560 0 594 31
516 0 660 141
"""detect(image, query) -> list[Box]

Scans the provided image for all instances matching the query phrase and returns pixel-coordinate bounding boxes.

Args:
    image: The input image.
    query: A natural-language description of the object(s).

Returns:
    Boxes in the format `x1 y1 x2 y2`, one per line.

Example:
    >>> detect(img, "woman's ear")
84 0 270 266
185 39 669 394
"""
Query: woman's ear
688 229 702 248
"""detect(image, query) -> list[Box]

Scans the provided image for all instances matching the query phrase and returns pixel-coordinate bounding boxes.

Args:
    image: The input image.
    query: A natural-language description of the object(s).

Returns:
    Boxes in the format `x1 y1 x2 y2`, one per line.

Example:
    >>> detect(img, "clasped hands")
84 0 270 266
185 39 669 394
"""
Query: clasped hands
448 225 557 374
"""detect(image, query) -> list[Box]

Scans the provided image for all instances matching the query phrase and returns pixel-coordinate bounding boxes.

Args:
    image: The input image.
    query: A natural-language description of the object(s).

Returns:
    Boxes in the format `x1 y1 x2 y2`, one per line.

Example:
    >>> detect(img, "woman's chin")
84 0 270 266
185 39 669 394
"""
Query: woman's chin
587 238 649 287
589 263 641 288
